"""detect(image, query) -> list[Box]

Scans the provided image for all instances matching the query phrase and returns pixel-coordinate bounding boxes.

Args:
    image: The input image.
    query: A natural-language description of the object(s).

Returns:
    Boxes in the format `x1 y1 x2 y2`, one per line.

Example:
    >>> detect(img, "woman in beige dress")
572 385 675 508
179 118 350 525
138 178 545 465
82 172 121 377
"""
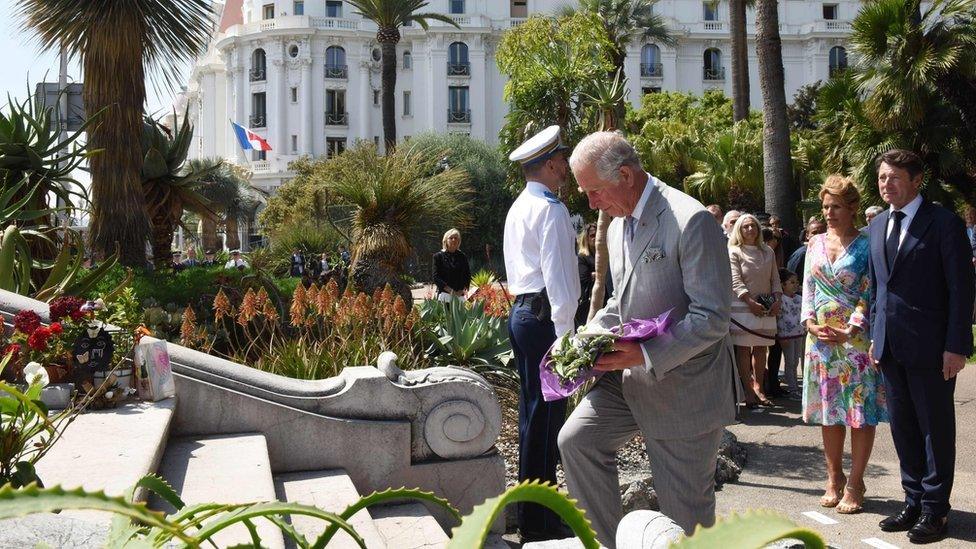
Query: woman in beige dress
729 214 783 407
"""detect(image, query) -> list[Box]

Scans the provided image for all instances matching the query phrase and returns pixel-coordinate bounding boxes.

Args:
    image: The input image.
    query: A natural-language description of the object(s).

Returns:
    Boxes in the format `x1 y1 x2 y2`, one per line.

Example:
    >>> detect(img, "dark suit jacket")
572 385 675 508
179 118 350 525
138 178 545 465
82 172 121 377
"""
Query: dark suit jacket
868 200 975 368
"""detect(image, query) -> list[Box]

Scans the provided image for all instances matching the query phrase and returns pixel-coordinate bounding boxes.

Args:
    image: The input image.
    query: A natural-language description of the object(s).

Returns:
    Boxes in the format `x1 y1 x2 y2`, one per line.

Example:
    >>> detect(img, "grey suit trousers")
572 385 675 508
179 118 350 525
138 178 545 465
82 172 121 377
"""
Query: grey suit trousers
558 372 723 548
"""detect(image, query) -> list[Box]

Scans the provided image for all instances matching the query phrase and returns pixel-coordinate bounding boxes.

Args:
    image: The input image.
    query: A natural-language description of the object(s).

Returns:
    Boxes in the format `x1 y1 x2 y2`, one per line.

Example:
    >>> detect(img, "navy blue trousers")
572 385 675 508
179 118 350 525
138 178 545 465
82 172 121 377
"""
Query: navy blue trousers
881 347 957 517
508 300 567 534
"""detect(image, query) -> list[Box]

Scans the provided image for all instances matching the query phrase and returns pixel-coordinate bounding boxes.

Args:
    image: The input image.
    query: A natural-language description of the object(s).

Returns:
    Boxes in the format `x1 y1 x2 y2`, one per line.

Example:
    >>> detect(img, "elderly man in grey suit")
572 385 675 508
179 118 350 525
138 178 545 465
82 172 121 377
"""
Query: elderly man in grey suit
559 132 740 546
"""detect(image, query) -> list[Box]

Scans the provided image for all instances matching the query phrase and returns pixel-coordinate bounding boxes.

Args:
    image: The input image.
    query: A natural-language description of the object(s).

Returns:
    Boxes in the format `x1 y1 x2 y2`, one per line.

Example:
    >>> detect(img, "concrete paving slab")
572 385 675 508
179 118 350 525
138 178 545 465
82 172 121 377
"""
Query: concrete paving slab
371 502 450 548
716 366 976 548
275 469 385 549
155 433 284 549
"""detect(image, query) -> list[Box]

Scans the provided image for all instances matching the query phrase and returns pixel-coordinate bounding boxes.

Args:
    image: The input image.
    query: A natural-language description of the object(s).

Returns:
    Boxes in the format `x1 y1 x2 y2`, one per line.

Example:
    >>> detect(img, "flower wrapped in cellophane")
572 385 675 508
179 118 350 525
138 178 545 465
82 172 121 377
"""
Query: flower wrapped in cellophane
540 310 672 401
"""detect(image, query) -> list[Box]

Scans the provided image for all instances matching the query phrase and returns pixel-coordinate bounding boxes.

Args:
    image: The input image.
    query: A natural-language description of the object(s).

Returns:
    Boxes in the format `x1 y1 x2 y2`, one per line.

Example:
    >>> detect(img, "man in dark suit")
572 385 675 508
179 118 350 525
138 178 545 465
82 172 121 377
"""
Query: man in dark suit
868 149 975 544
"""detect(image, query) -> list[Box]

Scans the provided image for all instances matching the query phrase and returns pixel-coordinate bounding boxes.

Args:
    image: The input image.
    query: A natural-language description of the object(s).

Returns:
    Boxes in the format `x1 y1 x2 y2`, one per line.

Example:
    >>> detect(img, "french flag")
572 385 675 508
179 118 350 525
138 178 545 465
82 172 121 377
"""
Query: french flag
231 121 273 151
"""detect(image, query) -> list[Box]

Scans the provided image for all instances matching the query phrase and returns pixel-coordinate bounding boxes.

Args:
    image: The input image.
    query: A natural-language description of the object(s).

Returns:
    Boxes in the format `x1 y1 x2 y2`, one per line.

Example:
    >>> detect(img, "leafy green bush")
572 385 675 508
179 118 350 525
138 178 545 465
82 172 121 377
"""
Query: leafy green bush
267 220 345 277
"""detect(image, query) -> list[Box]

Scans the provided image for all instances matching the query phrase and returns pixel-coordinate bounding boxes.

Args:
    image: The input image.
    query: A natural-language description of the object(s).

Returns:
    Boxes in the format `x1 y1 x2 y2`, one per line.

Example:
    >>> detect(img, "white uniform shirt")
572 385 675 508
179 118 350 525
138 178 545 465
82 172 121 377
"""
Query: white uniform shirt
885 193 923 249
504 181 582 338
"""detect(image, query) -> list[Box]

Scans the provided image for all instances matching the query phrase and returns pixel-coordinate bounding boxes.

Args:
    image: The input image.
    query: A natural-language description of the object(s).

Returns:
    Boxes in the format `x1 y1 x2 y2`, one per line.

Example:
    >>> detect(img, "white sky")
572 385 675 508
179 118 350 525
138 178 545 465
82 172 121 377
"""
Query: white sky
0 0 185 118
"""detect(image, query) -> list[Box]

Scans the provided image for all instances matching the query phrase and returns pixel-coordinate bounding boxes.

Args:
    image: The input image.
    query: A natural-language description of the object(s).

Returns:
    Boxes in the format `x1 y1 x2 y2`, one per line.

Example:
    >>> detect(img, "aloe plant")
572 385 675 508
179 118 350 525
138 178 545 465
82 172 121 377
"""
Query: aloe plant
449 481 600 548
674 510 826 548
0 88 96 218
0 476 460 549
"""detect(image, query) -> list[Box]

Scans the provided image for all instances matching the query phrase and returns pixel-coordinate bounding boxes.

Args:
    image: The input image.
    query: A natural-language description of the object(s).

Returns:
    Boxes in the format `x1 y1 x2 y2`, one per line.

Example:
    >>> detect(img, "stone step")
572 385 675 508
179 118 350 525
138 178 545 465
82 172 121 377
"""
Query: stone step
370 502 451 549
274 469 385 549
154 433 283 549
34 398 176 523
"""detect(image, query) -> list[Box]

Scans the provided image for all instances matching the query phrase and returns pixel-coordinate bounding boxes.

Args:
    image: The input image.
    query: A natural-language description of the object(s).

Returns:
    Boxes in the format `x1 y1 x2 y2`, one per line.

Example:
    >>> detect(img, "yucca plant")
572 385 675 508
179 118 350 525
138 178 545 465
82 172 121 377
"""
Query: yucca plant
311 142 472 304
141 112 220 268
17 0 215 267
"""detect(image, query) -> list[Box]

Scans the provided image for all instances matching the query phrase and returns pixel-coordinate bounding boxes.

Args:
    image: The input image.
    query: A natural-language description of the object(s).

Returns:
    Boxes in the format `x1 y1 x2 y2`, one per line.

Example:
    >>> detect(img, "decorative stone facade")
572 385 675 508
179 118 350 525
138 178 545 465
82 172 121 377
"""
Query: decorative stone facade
179 0 858 193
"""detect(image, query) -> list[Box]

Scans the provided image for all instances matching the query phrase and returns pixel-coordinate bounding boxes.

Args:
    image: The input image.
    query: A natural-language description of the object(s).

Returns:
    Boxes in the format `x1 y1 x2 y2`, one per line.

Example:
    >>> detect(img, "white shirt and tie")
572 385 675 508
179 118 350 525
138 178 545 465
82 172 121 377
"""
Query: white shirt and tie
503 181 581 338
885 193 923 247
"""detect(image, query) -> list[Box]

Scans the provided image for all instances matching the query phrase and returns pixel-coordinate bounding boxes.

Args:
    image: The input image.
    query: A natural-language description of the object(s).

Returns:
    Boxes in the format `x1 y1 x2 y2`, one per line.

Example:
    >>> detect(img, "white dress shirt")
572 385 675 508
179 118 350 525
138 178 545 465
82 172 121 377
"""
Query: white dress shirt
623 177 654 265
885 193 923 249
503 181 582 338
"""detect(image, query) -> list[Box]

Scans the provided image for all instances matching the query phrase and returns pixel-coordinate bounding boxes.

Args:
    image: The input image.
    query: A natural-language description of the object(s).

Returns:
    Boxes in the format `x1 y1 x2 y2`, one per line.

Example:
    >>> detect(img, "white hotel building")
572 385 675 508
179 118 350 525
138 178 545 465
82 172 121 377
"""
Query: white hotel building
179 0 857 192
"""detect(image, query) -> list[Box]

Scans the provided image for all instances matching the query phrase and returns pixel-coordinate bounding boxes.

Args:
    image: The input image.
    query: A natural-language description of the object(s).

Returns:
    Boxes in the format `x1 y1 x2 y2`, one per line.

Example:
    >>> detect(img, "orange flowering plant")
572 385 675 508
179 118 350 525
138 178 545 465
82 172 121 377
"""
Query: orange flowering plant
183 280 430 379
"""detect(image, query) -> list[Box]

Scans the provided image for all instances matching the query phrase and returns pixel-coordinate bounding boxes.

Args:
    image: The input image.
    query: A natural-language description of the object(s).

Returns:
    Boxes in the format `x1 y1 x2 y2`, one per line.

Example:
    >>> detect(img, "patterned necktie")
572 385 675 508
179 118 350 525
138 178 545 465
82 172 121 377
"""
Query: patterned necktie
885 210 905 271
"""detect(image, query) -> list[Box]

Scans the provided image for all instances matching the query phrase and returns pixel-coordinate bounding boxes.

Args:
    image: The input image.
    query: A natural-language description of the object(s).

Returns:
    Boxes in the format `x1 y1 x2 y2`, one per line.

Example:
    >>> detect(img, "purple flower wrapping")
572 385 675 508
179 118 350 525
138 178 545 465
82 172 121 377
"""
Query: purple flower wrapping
540 310 672 401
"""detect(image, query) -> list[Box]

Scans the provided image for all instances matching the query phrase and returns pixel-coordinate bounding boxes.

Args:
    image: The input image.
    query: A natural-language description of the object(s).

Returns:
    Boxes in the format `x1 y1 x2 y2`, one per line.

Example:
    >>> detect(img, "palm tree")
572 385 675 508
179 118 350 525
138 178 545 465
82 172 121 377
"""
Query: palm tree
189 159 264 253
730 0 751 121
572 0 674 82
685 122 764 203
581 72 628 320
755 0 798 234
141 113 220 268
852 0 976 138
346 0 458 151
311 142 472 304
17 0 214 267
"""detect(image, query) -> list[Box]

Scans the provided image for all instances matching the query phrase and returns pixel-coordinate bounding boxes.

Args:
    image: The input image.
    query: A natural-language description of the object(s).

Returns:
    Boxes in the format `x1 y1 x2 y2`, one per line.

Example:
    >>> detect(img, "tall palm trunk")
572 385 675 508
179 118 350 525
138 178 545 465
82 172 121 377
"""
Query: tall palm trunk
85 23 151 268
587 104 620 322
730 0 751 121
201 216 220 252
150 212 176 269
756 0 798 234
378 28 400 152
225 217 241 250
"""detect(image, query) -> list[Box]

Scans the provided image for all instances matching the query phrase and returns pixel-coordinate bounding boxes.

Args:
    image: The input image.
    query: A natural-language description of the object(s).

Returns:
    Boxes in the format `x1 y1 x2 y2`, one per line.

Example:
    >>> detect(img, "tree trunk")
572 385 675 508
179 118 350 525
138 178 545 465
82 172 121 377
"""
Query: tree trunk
587 210 613 321
201 216 220 252
730 0 750 122
379 36 399 152
756 0 798 235
150 213 175 270
84 23 150 268
225 217 241 250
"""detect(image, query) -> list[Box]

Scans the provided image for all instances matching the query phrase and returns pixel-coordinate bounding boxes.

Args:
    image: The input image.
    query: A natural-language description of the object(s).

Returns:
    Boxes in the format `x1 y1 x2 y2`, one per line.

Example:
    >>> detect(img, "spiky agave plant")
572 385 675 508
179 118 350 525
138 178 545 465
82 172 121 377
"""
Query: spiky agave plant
311 142 472 304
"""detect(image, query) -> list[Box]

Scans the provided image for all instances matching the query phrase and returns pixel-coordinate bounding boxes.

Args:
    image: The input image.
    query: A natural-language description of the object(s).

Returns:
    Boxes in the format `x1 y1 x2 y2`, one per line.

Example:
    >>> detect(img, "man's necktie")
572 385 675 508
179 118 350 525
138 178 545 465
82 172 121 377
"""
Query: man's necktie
625 215 636 243
885 210 905 271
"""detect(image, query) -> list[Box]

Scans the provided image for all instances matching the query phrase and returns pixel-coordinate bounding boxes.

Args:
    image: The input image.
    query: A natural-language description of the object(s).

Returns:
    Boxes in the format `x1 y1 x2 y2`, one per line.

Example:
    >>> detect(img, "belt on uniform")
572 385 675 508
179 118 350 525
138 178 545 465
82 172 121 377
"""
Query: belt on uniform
514 292 541 306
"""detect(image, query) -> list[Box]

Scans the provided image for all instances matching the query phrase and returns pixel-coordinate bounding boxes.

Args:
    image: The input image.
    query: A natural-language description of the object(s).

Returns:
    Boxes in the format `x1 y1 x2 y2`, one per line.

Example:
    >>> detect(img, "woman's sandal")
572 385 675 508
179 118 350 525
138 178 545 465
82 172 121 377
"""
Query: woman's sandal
836 484 866 514
819 477 847 508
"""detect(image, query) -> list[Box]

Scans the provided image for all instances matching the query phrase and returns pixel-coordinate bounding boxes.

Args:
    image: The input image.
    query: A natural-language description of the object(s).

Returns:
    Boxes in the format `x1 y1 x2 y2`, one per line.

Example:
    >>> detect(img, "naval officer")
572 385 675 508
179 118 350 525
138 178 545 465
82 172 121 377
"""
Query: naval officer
504 125 581 541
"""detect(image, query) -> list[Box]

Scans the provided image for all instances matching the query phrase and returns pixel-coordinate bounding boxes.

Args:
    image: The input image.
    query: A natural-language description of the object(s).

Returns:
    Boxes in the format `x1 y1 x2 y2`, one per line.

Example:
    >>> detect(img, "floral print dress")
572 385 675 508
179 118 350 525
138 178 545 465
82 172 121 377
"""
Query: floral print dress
801 233 888 427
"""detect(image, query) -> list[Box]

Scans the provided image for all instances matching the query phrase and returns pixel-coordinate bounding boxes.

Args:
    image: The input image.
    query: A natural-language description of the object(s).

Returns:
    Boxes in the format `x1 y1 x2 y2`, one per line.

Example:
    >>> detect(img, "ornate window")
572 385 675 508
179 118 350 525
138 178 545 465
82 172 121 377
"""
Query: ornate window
829 46 848 76
448 86 470 123
325 46 347 79
641 44 662 77
703 48 724 80
447 42 470 76
403 51 412 70
250 49 266 81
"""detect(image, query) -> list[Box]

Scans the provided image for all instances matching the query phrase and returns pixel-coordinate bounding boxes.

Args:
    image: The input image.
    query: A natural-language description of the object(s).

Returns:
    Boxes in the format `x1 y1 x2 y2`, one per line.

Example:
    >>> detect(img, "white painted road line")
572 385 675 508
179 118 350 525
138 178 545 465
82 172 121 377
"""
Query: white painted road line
862 537 901 549
802 510 840 525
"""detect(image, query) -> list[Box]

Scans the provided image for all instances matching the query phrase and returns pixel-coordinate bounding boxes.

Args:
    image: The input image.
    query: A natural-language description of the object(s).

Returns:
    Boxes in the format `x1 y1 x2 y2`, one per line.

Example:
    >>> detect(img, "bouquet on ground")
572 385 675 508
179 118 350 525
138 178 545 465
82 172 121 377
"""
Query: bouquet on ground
540 310 672 401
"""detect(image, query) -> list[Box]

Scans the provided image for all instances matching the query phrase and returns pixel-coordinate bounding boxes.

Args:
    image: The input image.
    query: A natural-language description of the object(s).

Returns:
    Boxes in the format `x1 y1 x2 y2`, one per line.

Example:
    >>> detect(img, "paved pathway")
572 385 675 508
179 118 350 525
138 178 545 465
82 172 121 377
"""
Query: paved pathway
717 366 976 548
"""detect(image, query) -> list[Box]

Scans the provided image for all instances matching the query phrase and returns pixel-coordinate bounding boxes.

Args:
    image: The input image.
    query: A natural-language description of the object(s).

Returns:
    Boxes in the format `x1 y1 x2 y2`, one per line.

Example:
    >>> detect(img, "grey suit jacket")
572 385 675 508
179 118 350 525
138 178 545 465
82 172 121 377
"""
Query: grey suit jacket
590 176 740 439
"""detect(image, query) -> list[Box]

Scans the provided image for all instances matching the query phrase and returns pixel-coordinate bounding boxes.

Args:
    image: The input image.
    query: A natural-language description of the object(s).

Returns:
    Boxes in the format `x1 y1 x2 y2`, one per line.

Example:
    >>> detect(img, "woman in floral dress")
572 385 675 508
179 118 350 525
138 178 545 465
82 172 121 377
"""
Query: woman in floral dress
802 175 888 515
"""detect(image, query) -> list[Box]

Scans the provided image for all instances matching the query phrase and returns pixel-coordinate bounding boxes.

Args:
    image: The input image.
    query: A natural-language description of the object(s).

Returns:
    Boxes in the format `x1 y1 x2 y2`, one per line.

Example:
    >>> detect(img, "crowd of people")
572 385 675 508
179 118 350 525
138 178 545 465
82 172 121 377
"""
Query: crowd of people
288 245 352 287
499 124 973 547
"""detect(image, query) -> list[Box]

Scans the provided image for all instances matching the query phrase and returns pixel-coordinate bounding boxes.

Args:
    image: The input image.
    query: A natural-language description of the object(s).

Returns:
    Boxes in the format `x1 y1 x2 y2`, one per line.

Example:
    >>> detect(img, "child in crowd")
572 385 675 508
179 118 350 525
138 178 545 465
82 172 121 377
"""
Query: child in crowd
777 268 804 399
